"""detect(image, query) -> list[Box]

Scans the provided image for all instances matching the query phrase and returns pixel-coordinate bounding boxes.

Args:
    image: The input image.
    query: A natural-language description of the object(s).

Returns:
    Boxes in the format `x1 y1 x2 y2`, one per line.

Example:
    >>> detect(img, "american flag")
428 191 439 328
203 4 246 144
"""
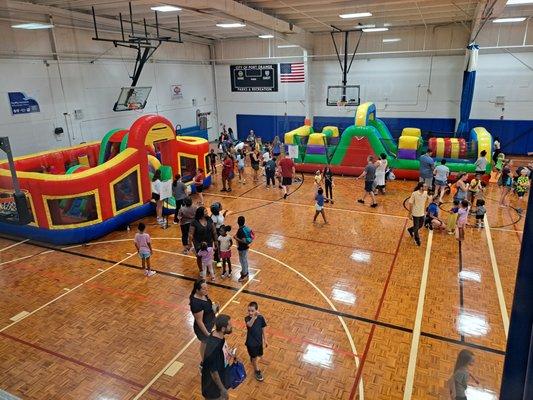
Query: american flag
280 63 305 83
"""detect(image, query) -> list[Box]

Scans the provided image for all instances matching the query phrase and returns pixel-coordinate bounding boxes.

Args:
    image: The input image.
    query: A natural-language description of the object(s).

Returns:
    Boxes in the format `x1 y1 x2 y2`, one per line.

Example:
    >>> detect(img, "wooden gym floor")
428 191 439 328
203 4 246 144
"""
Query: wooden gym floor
0 167 526 400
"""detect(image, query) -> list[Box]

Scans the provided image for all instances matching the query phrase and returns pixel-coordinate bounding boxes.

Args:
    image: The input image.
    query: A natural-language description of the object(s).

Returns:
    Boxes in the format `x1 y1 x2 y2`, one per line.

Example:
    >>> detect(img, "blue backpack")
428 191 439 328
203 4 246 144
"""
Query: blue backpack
224 361 246 389
242 226 255 244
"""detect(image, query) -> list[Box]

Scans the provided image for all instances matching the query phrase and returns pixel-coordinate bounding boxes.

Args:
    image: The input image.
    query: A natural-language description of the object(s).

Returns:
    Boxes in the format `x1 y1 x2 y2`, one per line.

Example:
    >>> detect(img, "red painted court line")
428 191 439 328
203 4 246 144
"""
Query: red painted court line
348 219 408 400
0 332 178 400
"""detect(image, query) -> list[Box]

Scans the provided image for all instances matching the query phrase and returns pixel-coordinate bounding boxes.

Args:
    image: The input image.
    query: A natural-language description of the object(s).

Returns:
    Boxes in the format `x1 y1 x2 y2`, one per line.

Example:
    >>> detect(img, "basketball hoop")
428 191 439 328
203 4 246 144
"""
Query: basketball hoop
336 99 350 113
127 102 142 113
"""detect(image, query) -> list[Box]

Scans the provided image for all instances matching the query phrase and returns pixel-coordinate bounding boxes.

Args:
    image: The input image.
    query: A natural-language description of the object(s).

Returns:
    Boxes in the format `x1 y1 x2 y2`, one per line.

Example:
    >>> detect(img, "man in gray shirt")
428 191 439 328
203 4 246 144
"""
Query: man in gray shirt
419 149 435 187
357 155 378 208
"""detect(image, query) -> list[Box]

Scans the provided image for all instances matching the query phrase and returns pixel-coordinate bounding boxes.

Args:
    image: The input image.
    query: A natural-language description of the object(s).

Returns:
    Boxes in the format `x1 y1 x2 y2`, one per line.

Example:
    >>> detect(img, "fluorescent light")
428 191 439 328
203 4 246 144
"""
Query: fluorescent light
507 0 533 5
150 5 181 12
363 27 389 32
12 22 54 29
277 44 299 48
383 23 392 27
258 34 274 39
216 22 246 28
355 24 376 29
339 12 372 19
493 17 526 23
383 38 401 42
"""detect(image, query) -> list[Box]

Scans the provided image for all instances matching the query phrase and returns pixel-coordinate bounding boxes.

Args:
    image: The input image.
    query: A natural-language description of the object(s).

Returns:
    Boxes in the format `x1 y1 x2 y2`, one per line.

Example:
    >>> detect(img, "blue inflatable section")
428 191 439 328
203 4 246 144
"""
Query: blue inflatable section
0 203 154 245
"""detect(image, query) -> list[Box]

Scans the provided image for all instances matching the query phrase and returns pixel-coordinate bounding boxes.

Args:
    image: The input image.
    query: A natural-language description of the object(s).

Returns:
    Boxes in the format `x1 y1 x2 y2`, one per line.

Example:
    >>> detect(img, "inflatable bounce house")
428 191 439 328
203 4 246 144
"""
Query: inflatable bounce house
285 102 493 179
0 115 210 245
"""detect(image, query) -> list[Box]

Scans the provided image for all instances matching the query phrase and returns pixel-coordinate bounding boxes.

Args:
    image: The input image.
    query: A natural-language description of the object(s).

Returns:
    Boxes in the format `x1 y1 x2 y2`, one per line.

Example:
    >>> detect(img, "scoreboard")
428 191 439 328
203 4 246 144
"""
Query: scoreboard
230 64 278 92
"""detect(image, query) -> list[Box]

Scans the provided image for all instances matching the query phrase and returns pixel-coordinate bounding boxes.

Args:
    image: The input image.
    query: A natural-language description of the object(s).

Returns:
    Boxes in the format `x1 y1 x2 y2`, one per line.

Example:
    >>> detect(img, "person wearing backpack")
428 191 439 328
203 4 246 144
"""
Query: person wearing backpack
234 215 253 282
265 157 276 188
202 314 233 400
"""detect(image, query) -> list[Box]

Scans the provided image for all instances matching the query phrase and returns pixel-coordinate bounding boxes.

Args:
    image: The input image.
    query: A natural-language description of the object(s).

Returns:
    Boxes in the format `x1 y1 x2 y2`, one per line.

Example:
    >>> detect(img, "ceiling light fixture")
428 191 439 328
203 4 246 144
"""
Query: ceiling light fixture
277 44 299 48
383 38 401 42
355 24 376 29
216 22 246 28
506 0 533 5
12 22 54 29
150 5 182 12
493 17 526 23
259 34 274 39
339 12 372 19
363 27 389 32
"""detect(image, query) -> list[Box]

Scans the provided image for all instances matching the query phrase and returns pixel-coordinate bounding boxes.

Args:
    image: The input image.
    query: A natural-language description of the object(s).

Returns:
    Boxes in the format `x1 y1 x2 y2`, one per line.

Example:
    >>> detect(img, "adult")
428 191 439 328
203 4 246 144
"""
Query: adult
227 127 236 143
247 130 256 150
172 174 188 224
433 159 450 204
493 136 501 165
202 314 233 400
323 165 334 203
279 153 295 199
407 183 429 246
262 145 271 166
151 170 164 225
189 279 217 362
374 153 388 195
265 156 276 188
272 136 281 157
221 154 234 192
188 206 218 274
453 173 469 203
194 168 205 204
250 149 261 183
210 202 227 266
498 160 513 207
356 155 378 208
178 197 196 253
448 349 477 400
474 150 488 175
234 141 245 152
419 149 435 188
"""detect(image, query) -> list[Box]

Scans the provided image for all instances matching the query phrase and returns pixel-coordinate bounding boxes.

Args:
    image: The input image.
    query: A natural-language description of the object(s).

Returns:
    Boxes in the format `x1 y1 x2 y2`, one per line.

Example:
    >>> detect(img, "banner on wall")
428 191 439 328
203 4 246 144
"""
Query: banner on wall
230 64 278 92
171 84 183 99
8 92 40 115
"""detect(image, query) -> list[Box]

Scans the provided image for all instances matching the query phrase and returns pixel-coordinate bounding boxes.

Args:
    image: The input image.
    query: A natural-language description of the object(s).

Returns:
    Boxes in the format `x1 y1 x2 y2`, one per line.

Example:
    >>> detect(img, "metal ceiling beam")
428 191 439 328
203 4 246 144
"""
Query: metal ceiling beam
470 0 509 43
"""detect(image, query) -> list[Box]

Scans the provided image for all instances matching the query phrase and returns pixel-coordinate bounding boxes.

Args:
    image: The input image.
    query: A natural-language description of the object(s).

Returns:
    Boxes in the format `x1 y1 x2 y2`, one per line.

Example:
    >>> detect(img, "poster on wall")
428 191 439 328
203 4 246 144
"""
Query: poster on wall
230 64 278 92
159 180 173 200
8 92 40 115
171 84 183 99
288 144 299 159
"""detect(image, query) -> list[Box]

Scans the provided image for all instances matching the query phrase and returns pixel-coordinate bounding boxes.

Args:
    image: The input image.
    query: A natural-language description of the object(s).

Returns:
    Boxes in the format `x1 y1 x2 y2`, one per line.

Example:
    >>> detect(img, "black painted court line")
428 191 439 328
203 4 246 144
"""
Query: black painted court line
458 240 466 342
0 234 506 357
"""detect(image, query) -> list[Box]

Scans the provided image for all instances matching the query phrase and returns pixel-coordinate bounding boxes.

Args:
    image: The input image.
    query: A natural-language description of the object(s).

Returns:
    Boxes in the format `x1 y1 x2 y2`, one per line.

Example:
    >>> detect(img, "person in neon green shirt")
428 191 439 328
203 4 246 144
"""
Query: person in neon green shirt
515 168 530 214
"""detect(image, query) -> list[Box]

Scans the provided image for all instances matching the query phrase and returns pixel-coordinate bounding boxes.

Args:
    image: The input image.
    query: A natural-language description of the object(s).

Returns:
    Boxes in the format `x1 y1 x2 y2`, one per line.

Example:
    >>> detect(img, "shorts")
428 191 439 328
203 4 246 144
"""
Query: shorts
435 179 447 187
315 204 323 211
282 177 292 186
364 181 374 193
151 192 160 201
517 191 526 198
138 251 151 259
246 345 263 359
475 215 484 220
220 249 232 259
252 163 260 171
238 164 244 171
419 177 433 187
195 184 203 193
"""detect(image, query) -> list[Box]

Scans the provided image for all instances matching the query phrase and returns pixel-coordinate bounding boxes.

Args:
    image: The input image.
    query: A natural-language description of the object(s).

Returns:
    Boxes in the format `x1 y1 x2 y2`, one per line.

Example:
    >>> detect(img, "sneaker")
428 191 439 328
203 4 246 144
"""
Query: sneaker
415 239 421 247
407 228 414 238
143 269 149 276
227 188 232 192
221 272 227 278
330 200 334 204
480 223 485 228
324 199 329 203
216 262 222 268
370 203 378 208
357 199 364 204
172 221 178 225
283 193 288 199
211 275 216 281
255 370 264 382
238 274 248 282
221 188 227 192
147 270 156 277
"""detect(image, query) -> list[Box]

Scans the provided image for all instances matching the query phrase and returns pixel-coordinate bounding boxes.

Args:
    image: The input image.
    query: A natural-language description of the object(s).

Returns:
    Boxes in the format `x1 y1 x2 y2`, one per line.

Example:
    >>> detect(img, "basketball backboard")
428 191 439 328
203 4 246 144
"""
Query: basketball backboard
326 85 360 106
113 87 152 112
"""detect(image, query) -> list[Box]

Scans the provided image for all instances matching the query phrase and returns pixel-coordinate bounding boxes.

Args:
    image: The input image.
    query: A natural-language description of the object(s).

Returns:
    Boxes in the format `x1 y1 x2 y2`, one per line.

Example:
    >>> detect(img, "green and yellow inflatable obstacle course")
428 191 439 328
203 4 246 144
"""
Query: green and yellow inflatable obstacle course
283 101 493 179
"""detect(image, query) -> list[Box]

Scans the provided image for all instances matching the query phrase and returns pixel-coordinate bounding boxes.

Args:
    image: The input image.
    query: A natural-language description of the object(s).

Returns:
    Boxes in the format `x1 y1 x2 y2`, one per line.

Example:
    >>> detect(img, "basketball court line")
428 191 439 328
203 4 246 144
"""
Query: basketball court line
0 249 54 267
402 230 434 400
131 269 261 400
0 238 29 252
0 253 134 333
483 215 510 338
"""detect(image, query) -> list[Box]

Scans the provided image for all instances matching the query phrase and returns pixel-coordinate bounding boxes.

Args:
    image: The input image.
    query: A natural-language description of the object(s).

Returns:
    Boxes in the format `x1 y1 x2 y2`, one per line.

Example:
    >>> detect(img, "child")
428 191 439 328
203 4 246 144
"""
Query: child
217 141 224 161
475 199 486 228
456 200 470 242
425 197 445 231
275 163 282 189
447 349 479 400
515 168 530 214
218 226 233 278
197 241 215 281
234 216 254 282
236 149 246 184
245 302 268 382
265 157 276 188
313 187 328 224
314 170 323 189
208 149 217 174
447 200 460 235
468 174 481 206
323 165 334 204
134 223 156 277
193 168 205 204
356 155 378 208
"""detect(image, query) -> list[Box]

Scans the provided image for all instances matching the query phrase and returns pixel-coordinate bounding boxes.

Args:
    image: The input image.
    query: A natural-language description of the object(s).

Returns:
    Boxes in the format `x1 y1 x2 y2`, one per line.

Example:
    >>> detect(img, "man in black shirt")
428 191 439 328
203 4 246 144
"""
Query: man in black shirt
202 314 233 400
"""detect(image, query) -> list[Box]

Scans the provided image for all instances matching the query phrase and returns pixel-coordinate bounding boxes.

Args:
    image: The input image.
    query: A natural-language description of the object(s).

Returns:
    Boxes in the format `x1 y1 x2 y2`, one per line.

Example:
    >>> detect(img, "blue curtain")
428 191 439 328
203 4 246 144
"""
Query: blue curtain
457 44 479 136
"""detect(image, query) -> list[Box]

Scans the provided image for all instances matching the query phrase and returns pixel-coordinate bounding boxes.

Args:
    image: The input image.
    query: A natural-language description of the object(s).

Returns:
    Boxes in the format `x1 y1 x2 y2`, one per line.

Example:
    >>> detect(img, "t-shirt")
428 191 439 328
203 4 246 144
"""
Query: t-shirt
194 173 204 187
190 295 215 337
457 207 469 227
222 158 233 176
476 205 486 217
134 232 151 253
453 368 469 398
516 176 529 193
151 179 161 194
475 157 488 171
172 181 188 200
201 335 226 399
316 193 325 207
434 165 450 182
234 142 245 151
419 154 435 179
364 163 376 182
279 157 295 178
236 154 245 168
211 214 225 229
192 219 215 247
409 190 429 217
324 170 333 183
178 205 196 225
236 226 249 251
198 247 214 266
208 152 217 163
426 203 439 218
265 159 276 173
245 314 267 348
218 235 232 251
263 152 271 163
